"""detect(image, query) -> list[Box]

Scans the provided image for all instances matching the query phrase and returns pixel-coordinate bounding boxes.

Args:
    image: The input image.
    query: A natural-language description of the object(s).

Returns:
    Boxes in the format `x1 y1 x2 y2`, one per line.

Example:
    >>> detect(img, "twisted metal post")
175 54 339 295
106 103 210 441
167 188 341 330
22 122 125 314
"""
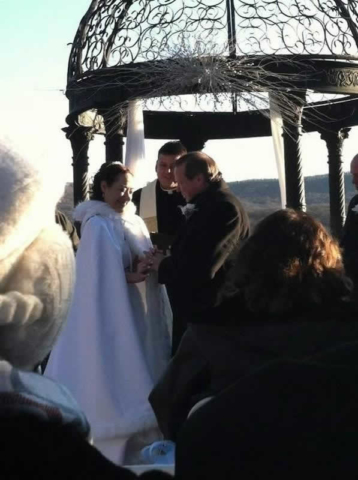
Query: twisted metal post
320 127 351 238
63 124 94 205
282 92 306 211
100 109 125 164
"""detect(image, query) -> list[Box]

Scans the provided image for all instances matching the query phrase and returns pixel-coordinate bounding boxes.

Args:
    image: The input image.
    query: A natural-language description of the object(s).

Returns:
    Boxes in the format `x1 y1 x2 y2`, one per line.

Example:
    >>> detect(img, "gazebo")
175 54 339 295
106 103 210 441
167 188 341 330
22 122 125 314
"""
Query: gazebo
64 0 358 237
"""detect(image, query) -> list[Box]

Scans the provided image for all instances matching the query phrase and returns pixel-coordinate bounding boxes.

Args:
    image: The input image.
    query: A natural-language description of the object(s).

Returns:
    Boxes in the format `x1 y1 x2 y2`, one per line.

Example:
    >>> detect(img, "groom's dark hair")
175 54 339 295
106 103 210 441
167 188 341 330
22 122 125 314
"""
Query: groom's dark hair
175 152 222 184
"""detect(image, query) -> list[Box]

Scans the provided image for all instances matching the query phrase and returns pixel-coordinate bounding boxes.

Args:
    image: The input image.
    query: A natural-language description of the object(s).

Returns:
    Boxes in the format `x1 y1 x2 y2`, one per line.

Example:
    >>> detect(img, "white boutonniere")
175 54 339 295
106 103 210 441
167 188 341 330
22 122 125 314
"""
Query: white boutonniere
180 203 198 220
352 204 358 214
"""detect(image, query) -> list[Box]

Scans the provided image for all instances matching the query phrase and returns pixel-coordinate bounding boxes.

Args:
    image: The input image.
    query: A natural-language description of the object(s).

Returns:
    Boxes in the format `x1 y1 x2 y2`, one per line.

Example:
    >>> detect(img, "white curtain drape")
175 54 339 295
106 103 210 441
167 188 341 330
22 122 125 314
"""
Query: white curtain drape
125 100 147 189
269 94 286 209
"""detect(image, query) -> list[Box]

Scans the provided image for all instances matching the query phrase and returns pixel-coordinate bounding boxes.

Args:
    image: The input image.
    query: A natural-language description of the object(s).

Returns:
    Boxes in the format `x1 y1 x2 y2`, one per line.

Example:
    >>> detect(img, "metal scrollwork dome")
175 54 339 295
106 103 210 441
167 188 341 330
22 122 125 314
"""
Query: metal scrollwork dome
69 0 358 81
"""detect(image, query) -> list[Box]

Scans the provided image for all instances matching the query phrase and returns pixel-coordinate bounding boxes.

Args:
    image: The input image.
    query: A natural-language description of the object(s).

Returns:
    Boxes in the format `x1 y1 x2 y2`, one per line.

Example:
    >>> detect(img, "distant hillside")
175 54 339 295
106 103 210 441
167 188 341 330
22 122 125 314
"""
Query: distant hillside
58 173 356 232
228 173 355 230
229 172 355 203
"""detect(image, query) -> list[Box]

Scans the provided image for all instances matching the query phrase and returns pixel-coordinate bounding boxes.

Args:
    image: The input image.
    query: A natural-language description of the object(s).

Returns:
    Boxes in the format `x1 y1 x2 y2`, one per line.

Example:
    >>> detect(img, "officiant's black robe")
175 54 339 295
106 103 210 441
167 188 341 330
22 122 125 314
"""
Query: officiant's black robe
132 181 185 238
157 179 250 351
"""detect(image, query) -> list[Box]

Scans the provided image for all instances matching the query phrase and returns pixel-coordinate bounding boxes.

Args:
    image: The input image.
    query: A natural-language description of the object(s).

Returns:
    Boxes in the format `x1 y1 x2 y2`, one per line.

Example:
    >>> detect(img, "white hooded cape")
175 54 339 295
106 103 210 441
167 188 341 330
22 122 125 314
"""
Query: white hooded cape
46 200 172 444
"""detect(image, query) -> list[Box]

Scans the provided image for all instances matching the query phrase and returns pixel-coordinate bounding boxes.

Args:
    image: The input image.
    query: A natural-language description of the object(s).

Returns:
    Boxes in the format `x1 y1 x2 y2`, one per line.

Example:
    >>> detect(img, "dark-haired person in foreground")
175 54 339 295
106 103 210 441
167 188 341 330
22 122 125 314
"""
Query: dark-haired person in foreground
46 162 172 465
157 209 358 445
147 151 250 353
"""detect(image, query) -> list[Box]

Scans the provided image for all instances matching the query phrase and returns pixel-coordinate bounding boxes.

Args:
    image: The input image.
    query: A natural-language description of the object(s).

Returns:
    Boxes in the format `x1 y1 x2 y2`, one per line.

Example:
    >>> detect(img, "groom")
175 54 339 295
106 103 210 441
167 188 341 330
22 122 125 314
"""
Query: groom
148 151 250 354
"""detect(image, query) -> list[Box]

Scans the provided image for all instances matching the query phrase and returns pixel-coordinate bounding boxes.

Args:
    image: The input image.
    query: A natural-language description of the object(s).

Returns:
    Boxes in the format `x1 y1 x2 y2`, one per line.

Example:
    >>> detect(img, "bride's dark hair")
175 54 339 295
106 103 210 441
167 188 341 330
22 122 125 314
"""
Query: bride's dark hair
90 162 132 201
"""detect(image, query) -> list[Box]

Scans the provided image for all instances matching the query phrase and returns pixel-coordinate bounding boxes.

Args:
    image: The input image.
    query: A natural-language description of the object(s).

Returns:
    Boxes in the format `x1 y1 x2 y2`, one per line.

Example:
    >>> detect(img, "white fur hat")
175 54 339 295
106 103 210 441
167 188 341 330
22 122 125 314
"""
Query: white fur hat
0 143 75 370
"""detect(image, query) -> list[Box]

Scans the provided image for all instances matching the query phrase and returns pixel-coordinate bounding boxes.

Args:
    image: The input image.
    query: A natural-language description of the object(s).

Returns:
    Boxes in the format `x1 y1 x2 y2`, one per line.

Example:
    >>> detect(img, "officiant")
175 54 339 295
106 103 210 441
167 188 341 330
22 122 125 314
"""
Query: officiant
147 152 250 353
132 141 187 252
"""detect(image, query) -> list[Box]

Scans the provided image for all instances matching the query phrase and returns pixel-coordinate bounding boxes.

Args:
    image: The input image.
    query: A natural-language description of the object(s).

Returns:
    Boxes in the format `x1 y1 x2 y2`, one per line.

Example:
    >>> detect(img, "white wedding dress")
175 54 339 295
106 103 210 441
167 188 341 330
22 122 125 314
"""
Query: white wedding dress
45 200 172 465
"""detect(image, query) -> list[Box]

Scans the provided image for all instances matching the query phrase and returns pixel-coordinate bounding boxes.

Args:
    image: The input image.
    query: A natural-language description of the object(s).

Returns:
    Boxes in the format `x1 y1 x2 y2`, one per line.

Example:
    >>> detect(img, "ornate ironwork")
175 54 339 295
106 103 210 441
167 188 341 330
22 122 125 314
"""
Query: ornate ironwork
327 68 358 88
320 127 351 238
100 108 125 163
65 0 358 228
68 0 358 81
283 92 306 211
63 124 94 204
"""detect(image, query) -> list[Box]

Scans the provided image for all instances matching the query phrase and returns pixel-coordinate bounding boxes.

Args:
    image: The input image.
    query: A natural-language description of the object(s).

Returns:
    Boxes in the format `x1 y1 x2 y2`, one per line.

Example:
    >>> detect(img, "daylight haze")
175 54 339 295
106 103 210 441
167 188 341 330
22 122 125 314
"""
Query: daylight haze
1 0 358 188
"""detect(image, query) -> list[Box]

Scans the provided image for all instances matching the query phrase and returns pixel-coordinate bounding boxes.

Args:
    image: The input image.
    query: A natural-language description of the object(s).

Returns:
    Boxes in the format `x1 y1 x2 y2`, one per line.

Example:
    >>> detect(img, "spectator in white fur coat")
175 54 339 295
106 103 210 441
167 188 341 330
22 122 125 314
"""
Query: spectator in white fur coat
0 143 75 369
0 143 164 479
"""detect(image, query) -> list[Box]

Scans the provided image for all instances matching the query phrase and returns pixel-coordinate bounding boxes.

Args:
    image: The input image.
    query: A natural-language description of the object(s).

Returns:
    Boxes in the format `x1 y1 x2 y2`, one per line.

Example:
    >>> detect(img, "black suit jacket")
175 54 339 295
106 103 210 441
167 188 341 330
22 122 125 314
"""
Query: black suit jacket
158 179 250 322
341 194 358 286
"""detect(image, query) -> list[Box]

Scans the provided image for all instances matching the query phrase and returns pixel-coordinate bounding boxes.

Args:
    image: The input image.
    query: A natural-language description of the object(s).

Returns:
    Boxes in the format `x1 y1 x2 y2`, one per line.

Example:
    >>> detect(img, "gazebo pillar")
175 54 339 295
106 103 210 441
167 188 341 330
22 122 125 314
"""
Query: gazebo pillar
282 93 306 211
100 109 125 163
63 124 94 206
320 127 350 238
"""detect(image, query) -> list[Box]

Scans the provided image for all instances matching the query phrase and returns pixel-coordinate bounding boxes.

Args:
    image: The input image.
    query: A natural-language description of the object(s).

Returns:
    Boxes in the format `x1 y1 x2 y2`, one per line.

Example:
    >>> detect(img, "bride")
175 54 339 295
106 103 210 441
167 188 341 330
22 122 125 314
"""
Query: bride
46 162 172 465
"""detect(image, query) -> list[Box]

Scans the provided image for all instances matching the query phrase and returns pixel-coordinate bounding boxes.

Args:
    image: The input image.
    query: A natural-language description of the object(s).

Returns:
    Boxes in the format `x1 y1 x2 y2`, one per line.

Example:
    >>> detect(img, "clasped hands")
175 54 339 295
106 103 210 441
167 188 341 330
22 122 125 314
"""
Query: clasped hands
126 247 168 284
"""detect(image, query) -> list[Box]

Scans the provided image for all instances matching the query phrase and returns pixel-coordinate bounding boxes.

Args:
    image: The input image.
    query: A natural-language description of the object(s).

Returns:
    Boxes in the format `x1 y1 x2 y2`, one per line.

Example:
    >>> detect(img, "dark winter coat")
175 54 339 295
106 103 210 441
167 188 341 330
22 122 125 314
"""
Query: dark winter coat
158 179 250 323
175 348 358 480
341 194 358 287
149 296 358 441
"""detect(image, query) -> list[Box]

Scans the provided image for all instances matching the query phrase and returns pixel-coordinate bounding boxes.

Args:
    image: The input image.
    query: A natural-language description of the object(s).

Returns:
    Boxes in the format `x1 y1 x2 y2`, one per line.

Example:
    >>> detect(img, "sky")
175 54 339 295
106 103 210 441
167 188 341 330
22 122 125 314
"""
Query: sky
1 0 358 189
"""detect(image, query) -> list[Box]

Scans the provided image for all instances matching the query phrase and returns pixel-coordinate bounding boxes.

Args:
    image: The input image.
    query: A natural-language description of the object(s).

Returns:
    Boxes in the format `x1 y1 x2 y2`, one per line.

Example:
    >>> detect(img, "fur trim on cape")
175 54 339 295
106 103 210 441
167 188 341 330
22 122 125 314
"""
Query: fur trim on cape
74 200 152 260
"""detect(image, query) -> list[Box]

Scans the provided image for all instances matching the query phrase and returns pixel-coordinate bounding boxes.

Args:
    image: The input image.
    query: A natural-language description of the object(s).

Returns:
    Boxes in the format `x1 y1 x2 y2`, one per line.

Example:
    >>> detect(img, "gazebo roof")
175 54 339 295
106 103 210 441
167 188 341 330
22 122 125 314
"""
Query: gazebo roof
66 1 358 135
64 1 358 237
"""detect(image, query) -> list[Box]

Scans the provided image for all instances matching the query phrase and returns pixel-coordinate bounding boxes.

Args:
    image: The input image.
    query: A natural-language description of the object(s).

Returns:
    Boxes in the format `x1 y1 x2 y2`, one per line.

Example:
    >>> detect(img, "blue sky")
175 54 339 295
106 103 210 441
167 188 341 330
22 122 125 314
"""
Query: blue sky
1 0 358 187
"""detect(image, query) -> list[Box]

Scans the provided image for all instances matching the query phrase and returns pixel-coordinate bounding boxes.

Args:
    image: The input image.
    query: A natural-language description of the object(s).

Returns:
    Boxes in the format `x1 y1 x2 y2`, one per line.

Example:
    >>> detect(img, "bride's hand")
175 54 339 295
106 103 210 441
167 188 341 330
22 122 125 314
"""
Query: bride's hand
125 258 151 284
143 249 167 272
